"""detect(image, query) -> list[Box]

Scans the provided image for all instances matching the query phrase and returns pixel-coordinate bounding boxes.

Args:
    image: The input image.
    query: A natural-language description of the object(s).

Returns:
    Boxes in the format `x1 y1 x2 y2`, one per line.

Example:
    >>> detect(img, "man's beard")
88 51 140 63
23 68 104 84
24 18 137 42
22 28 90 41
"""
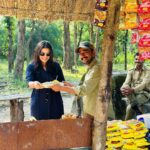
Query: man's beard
81 57 94 65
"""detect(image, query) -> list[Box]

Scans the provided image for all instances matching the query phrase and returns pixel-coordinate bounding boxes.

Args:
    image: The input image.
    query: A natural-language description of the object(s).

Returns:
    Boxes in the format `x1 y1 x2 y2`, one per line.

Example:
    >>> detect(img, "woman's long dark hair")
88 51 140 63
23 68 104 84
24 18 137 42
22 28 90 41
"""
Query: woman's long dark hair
33 40 54 69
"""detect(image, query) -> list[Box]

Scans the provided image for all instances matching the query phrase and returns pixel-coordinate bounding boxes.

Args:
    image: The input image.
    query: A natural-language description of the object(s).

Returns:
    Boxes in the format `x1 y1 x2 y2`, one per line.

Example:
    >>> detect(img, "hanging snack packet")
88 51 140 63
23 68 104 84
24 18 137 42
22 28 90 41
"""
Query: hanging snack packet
142 0 150 3
139 47 150 52
119 5 127 30
138 2 150 19
95 0 108 11
125 0 137 3
125 2 138 13
138 2 150 14
138 18 150 30
94 0 108 28
140 52 150 60
139 35 150 47
125 13 138 29
94 9 107 28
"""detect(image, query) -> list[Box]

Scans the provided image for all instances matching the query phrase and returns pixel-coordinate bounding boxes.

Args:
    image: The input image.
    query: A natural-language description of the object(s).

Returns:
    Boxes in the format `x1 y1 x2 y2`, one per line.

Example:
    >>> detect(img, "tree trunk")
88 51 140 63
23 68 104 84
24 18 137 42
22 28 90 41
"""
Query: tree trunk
8 28 13 73
5 17 14 73
74 22 78 67
14 20 25 80
124 30 128 70
63 21 72 69
92 0 121 150
10 100 24 122
95 27 100 53
89 23 94 44
26 21 35 65
77 23 84 46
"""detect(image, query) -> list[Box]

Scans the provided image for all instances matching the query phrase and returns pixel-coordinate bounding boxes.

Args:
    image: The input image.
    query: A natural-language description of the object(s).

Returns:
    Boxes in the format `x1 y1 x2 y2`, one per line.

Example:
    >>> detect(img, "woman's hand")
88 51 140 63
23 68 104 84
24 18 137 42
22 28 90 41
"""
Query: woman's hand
29 81 43 89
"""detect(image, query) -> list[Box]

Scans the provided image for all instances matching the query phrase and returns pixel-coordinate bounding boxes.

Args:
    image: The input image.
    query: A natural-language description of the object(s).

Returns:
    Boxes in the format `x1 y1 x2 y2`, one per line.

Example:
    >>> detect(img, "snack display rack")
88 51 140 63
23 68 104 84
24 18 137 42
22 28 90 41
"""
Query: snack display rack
94 0 150 60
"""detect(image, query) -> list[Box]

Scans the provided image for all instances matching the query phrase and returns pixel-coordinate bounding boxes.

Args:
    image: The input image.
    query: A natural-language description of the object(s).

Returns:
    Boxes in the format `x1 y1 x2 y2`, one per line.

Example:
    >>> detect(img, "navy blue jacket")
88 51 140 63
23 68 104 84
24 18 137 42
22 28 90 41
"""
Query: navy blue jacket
26 62 65 120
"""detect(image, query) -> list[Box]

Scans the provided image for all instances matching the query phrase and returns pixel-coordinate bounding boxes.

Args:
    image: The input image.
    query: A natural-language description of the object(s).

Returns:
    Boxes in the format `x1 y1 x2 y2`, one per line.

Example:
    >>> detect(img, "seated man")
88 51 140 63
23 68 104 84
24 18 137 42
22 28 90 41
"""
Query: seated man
120 53 150 120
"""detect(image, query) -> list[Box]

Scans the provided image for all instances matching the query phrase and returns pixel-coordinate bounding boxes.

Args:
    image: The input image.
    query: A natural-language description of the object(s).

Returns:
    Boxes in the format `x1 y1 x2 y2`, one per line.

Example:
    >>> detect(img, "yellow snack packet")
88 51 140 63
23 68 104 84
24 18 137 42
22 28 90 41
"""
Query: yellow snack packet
107 132 121 139
121 128 134 134
121 132 134 139
125 13 138 29
122 142 137 150
134 128 148 139
134 138 147 144
122 138 134 144
136 141 150 147
125 2 138 13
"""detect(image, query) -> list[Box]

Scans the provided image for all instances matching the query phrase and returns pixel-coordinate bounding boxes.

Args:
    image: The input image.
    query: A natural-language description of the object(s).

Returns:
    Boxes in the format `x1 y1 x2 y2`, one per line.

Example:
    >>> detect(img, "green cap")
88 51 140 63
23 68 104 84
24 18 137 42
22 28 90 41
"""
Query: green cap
75 41 94 53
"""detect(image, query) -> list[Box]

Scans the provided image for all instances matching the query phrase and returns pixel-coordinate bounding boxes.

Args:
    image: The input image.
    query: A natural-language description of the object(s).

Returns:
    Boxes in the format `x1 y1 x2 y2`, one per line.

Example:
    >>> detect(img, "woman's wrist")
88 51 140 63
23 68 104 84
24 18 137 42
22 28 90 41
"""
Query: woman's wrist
29 81 35 89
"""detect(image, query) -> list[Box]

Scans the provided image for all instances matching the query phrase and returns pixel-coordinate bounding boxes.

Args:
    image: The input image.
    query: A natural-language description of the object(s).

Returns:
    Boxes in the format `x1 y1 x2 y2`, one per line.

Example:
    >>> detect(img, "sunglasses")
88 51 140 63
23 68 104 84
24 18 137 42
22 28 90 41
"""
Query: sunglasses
40 52 50 57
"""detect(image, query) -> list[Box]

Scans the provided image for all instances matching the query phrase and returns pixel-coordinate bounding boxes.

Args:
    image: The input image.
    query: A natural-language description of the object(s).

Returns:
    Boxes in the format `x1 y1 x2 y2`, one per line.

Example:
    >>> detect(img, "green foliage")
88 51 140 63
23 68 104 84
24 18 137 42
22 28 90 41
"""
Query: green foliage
0 58 8 74
0 20 8 57
26 20 64 60
0 16 17 59
63 65 86 83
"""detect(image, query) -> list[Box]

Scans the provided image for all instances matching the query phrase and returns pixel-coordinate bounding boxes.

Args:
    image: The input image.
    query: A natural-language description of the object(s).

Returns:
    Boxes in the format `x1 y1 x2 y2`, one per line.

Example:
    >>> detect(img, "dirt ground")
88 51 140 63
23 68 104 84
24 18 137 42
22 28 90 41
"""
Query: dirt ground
0 92 74 123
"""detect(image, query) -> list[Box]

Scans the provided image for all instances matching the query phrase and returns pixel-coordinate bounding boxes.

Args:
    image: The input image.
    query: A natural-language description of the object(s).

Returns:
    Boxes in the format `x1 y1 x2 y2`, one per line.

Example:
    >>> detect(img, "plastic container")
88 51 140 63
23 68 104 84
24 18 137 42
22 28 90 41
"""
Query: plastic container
137 114 150 129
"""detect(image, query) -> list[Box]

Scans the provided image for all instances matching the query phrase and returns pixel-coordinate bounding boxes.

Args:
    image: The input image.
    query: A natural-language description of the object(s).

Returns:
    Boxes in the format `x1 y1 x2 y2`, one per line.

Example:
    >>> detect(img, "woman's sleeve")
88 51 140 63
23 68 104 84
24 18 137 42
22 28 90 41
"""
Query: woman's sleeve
56 63 65 82
26 64 35 83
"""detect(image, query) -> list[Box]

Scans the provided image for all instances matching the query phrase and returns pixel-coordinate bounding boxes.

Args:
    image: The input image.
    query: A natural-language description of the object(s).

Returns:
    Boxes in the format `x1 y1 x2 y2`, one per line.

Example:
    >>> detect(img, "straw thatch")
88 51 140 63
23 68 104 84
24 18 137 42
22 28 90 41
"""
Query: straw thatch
0 0 95 22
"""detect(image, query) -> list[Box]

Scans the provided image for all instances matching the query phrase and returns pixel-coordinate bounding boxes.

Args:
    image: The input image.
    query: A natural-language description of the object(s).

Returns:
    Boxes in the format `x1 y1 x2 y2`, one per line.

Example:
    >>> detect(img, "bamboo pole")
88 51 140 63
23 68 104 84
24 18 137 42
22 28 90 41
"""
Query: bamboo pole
92 0 121 149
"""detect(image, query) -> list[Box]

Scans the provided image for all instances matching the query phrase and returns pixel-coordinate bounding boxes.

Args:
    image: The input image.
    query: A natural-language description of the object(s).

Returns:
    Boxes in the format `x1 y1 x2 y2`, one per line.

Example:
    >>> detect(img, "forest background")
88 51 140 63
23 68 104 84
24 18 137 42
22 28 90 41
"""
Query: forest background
0 16 150 95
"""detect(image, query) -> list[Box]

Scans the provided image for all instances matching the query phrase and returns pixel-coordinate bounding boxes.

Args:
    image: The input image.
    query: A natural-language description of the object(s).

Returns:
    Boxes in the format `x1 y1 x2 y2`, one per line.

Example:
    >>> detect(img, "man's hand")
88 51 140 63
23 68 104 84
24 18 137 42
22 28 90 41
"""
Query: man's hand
62 81 74 87
120 87 134 96
50 84 61 92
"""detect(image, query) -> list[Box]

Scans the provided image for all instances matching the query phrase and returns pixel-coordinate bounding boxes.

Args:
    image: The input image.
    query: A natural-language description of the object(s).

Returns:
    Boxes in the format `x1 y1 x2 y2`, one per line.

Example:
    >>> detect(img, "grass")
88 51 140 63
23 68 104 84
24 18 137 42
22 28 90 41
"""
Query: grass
63 66 86 83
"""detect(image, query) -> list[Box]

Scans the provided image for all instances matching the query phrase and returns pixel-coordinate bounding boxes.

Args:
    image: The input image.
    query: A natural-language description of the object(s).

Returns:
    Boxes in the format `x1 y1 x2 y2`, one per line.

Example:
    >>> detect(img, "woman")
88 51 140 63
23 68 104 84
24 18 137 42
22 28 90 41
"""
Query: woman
26 40 65 120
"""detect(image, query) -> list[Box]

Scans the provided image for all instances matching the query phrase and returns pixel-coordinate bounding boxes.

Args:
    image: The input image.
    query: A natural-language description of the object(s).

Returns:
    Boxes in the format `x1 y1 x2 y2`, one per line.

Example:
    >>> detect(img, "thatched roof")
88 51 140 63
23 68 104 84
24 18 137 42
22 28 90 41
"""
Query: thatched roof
0 0 95 22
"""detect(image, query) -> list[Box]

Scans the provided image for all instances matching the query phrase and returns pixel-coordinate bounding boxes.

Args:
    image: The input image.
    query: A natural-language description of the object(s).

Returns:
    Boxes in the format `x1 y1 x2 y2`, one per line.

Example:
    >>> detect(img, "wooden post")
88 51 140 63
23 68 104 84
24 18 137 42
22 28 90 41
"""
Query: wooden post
92 0 121 149
10 99 24 122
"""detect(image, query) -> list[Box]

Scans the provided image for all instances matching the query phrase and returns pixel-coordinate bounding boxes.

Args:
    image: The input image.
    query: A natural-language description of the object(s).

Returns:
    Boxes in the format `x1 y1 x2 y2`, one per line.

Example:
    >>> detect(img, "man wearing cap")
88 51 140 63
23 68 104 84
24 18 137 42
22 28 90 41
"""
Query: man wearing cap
51 41 101 119
73 41 101 119
121 53 150 120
